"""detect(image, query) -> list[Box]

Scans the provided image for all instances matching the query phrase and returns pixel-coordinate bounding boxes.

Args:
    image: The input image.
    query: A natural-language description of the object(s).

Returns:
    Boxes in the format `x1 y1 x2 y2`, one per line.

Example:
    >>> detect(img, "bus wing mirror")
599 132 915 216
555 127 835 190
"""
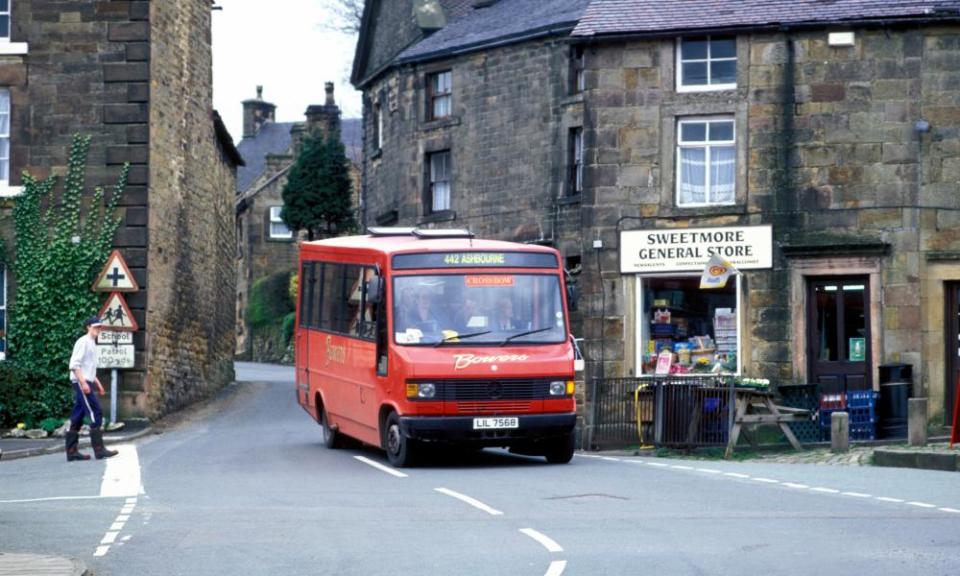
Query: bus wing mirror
566 284 579 312
366 277 384 305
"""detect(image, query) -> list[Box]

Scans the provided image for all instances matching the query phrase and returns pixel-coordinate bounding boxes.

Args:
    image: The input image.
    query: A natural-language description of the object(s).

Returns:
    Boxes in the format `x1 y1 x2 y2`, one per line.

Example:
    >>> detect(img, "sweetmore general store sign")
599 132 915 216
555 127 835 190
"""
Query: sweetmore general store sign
620 225 773 273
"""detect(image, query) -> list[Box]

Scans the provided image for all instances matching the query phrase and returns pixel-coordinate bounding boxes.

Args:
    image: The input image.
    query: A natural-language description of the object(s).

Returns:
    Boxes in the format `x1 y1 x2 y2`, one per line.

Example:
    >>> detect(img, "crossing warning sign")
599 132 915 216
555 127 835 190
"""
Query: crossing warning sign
93 250 139 293
98 292 139 332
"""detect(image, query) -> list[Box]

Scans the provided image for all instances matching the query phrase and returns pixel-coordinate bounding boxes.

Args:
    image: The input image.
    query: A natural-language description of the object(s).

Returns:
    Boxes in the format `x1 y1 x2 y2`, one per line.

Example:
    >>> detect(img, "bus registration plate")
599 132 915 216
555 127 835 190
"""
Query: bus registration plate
473 417 519 430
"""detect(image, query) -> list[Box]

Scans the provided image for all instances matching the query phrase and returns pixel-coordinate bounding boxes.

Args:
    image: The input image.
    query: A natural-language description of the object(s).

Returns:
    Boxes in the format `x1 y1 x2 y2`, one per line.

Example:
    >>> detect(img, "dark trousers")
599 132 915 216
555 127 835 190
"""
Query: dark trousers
69 381 103 430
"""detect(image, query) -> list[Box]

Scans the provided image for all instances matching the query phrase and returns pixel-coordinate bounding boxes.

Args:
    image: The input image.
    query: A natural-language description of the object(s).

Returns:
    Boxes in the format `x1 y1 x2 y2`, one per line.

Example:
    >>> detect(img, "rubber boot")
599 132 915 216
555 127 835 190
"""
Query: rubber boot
66 431 91 462
90 428 118 459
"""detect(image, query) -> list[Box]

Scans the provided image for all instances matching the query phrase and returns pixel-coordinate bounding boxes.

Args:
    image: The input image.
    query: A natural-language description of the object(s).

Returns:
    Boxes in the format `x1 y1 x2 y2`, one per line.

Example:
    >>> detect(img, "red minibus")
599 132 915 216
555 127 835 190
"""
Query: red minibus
295 228 577 466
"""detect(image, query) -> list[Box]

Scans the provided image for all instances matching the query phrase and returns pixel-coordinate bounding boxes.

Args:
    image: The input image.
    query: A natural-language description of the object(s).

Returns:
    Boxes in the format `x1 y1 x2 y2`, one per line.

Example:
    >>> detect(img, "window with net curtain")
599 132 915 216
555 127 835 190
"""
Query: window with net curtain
269 206 292 239
429 150 451 212
677 117 735 206
0 89 9 185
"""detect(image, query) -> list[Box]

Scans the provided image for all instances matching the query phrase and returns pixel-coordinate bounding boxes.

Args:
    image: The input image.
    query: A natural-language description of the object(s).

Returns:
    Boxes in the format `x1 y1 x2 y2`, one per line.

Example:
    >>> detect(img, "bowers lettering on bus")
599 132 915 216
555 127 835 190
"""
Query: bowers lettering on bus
295 231 577 467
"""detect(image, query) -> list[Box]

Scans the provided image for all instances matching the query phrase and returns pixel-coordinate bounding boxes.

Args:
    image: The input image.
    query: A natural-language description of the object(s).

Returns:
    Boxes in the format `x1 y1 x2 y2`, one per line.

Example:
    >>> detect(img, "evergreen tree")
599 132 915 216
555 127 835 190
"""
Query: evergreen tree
281 131 356 241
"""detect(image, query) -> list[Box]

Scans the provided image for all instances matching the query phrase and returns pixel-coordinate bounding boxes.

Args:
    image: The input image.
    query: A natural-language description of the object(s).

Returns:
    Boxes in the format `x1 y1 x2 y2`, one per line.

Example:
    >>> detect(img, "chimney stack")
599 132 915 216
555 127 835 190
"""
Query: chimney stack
325 82 336 106
241 85 277 139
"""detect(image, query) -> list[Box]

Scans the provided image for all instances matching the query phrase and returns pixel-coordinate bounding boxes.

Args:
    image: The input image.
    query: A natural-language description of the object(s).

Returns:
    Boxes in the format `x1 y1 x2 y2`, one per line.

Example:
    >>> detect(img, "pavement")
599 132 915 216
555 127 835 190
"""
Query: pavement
0 553 89 576
0 420 154 461
2 362 959 575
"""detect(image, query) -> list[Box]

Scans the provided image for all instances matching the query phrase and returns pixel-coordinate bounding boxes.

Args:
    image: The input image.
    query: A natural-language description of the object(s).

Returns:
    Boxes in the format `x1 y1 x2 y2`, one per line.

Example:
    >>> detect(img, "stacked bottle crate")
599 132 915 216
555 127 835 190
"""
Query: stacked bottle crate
818 391 878 441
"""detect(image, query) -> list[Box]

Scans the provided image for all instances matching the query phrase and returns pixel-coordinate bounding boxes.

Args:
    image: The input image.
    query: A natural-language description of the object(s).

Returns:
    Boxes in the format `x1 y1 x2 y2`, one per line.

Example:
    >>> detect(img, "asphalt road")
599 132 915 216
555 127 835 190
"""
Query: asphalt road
1 362 959 575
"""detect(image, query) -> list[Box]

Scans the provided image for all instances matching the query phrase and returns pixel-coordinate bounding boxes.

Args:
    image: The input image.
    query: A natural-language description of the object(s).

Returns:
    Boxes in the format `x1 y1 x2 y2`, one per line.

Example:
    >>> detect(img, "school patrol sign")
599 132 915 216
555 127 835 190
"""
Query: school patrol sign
98 292 139 332
97 343 135 369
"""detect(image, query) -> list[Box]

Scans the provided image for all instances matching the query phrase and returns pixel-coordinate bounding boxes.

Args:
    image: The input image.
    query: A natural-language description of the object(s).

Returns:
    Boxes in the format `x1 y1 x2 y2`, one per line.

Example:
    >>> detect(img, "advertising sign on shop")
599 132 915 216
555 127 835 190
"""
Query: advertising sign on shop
620 225 773 273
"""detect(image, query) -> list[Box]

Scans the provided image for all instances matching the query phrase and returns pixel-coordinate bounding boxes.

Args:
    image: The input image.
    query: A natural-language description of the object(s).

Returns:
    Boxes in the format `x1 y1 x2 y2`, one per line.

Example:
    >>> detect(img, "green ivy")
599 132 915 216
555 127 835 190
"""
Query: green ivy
247 270 294 329
6 134 128 423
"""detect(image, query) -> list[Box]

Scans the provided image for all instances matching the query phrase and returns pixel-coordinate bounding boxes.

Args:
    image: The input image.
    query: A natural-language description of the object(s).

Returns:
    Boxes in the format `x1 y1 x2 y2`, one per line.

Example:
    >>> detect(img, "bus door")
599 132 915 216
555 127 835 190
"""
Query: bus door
297 261 317 408
344 265 383 438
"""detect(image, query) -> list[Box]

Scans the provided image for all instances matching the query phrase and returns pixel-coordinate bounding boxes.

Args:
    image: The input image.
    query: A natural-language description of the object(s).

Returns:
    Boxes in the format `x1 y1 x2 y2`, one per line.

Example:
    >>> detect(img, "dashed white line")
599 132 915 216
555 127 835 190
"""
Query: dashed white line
939 507 960 514
876 497 905 503
782 483 809 489
545 560 568 576
696 468 723 474
435 488 503 516
810 487 840 494
101 532 119 545
841 492 872 498
907 501 937 509
670 465 694 470
601 457 621 462
646 462 669 467
354 456 409 478
0 495 116 505
752 477 780 484
520 528 564 553
93 546 110 557
116 515 130 522
723 472 750 479
109 522 125 531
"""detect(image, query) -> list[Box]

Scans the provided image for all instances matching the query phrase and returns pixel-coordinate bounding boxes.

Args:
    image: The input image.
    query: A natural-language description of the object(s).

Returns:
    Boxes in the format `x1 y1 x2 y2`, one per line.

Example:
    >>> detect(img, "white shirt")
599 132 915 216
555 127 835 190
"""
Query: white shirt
69 334 98 384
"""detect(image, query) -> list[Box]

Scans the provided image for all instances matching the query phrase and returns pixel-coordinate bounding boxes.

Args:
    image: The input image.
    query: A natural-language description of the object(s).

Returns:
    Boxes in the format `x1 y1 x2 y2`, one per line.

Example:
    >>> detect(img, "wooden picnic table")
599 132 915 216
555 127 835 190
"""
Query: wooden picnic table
724 388 811 459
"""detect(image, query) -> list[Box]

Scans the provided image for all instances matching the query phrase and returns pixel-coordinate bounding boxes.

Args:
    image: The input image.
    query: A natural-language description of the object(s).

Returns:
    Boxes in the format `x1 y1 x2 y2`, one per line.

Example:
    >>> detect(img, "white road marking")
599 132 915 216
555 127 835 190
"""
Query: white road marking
122 535 132 542
520 528 564 553
545 560 567 576
939 507 960 514
696 468 723 474
782 483 809 489
600 457 621 462
0 495 115 505
120 506 135 514
876 497 905 503
93 546 110 557
435 488 503 516
646 462 669 467
354 456 408 478
752 477 779 484
125 497 138 504
907 501 937 509
670 465 694 470
110 522 125 531
841 492 872 498
810 487 840 494
724 472 750 479
116 515 130 522
101 532 119 545
99 445 141 498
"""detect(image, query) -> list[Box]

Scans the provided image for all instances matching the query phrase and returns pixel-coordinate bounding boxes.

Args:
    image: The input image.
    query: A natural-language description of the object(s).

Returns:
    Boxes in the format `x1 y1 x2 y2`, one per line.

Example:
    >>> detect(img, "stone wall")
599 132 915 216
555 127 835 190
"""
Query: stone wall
146 0 236 419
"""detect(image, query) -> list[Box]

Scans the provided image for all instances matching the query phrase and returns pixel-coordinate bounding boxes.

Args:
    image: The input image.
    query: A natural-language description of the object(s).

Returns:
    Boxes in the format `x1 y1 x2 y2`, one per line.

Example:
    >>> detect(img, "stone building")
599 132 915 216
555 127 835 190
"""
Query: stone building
0 1 242 419
354 0 960 427
235 83 361 359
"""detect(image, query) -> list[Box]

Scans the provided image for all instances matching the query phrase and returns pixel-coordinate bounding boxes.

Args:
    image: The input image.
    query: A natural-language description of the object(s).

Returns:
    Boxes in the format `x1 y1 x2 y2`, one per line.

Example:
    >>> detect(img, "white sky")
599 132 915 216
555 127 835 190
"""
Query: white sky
212 0 363 142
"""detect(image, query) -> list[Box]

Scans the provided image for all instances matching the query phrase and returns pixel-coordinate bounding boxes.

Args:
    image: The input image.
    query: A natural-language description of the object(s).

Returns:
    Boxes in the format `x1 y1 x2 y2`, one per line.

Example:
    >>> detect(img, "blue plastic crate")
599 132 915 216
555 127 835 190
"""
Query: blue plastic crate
847 390 878 409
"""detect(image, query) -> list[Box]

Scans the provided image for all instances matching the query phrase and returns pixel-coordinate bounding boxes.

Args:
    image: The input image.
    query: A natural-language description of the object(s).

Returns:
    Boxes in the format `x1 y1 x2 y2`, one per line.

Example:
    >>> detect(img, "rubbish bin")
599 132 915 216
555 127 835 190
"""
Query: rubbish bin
878 363 912 439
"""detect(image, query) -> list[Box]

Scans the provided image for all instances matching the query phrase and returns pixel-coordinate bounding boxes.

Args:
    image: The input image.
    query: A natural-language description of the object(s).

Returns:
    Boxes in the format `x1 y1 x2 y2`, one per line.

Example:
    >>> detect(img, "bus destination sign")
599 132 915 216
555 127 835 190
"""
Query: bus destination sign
393 252 558 270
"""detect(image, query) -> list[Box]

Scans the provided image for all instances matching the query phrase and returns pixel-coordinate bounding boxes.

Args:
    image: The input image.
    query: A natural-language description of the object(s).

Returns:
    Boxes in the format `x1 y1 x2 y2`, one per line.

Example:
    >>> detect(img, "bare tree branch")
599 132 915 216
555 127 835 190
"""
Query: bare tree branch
321 0 365 35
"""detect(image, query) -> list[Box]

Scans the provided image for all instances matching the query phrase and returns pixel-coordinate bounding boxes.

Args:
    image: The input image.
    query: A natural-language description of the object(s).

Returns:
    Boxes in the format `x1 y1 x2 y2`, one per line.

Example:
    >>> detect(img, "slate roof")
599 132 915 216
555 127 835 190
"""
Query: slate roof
236 118 363 194
573 0 960 37
236 121 295 193
398 0 593 63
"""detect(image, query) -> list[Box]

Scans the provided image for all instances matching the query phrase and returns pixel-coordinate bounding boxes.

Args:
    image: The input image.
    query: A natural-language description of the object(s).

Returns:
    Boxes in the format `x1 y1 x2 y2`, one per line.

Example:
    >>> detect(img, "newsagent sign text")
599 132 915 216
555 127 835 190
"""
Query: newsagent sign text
620 225 773 273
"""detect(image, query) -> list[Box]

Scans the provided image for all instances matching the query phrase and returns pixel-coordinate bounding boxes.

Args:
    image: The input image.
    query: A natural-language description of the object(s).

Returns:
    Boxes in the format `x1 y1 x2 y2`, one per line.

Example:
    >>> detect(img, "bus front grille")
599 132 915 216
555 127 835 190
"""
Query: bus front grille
456 401 533 414
432 380 552 401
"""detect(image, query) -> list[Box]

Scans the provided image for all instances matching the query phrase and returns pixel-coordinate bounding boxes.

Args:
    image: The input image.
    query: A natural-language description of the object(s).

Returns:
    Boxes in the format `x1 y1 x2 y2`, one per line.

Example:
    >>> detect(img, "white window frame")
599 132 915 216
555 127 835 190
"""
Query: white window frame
375 102 383 150
268 206 293 240
570 127 583 195
0 263 6 361
0 2 27 55
0 88 17 197
428 150 451 212
676 36 737 92
676 116 736 208
428 70 452 120
634 273 742 377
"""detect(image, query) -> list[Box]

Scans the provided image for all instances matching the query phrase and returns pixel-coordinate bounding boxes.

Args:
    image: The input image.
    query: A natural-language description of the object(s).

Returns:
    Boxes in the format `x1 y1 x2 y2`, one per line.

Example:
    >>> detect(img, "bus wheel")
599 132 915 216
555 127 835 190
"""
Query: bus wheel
384 412 417 468
544 433 575 464
319 406 342 449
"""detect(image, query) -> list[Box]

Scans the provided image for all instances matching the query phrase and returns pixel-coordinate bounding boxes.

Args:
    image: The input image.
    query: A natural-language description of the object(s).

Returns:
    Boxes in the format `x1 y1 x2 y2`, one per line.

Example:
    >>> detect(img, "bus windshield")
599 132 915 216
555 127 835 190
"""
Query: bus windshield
393 273 567 345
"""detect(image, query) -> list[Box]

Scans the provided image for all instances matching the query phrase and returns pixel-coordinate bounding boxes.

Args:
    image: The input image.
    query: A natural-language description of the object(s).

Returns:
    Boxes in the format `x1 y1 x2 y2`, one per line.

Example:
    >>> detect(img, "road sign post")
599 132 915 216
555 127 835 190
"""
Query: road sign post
93 251 138 427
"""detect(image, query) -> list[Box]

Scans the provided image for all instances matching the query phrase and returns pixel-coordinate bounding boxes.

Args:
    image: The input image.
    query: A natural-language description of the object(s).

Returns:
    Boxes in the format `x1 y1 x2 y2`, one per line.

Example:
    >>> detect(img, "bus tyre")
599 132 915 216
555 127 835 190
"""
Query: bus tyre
384 412 417 468
319 406 342 449
544 432 575 464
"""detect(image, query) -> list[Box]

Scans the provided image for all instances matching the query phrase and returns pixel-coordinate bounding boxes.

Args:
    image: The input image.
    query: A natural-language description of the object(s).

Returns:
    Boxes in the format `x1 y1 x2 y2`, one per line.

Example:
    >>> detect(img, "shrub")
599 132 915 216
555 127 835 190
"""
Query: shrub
247 270 293 329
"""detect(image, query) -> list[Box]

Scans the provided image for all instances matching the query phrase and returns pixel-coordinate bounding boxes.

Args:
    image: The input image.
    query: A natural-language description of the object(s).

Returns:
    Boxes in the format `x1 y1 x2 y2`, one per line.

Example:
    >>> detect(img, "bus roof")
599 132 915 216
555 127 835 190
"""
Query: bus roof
300 234 559 258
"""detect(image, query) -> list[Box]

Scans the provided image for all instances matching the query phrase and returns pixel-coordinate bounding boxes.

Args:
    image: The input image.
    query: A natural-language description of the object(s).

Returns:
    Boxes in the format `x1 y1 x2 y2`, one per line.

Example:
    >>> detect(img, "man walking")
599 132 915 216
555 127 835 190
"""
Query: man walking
65 317 118 461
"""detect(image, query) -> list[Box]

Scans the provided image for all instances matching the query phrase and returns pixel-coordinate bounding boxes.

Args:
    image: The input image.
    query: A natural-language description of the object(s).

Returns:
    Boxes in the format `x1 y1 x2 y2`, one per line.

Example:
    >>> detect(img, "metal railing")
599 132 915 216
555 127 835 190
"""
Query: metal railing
589 376 737 450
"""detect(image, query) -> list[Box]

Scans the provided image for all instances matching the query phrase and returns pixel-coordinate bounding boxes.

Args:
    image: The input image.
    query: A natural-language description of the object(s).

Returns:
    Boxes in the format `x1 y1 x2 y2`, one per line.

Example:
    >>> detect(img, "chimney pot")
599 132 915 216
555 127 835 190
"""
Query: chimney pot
325 82 335 106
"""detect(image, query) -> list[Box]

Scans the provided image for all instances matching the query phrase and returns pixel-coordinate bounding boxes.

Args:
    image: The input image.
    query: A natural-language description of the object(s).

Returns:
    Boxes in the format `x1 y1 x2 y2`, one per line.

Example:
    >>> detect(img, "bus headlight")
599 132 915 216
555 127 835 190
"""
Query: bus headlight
549 381 567 396
407 382 436 399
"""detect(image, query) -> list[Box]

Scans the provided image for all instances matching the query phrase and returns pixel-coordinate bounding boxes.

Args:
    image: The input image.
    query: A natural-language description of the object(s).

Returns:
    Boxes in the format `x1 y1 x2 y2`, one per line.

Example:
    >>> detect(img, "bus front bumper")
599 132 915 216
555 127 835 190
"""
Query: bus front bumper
399 413 576 446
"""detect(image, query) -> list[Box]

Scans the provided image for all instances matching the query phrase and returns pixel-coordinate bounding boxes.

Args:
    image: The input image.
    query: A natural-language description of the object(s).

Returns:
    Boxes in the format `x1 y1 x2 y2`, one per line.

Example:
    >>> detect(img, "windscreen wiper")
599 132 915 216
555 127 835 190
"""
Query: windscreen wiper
501 327 554 345
434 330 492 346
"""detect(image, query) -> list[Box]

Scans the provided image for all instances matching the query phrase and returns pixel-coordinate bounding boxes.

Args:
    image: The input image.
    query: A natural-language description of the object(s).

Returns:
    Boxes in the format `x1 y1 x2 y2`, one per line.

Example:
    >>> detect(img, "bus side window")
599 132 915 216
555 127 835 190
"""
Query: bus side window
375 272 388 376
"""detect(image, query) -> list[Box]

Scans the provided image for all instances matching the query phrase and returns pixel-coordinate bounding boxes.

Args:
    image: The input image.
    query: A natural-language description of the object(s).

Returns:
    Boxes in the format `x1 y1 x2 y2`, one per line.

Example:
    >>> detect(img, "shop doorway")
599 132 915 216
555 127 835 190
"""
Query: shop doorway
945 282 960 421
807 277 870 393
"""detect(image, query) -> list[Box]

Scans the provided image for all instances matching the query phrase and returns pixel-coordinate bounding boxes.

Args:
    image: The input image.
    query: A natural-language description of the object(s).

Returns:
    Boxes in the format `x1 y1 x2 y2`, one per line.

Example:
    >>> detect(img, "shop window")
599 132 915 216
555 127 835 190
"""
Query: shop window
268 206 293 240
677 36 736 91
677 117 735 207
639 275 739 375
426 70 452 121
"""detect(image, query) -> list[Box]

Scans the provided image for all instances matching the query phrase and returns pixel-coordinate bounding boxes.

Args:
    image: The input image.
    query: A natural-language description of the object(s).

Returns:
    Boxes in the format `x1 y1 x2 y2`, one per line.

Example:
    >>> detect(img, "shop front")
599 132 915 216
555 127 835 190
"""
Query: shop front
620 225 773 378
